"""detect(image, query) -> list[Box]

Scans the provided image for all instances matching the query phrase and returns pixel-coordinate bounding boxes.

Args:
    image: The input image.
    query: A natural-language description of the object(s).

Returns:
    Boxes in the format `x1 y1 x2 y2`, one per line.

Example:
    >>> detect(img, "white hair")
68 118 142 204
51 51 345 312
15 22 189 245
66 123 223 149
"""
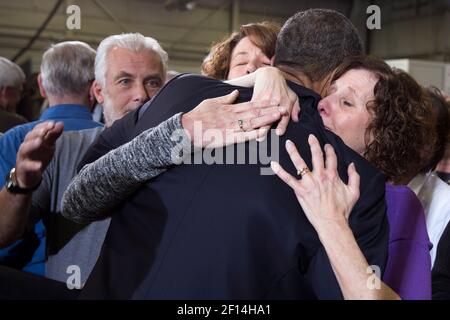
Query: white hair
95 33 168 87
40 41 96 97
0 57 25 89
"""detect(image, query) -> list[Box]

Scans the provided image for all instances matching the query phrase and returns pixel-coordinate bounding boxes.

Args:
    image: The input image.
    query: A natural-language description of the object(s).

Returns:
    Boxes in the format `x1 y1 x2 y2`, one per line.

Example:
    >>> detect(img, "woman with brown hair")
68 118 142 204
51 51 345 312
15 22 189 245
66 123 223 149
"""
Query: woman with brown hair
271 55 436 299
203 21 299 136
202 21 280 80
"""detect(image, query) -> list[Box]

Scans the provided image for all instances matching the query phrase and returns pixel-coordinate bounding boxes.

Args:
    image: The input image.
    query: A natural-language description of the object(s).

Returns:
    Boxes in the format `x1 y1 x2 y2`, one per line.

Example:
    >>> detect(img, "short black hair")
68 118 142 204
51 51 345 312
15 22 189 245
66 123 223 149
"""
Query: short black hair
274 8 363 82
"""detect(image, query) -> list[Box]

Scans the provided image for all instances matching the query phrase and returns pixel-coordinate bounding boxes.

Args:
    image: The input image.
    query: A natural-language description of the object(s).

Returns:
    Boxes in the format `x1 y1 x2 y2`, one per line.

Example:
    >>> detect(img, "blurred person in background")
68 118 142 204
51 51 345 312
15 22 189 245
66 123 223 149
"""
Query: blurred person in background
0 41 101 276
0 57 27 133
409 87 450 267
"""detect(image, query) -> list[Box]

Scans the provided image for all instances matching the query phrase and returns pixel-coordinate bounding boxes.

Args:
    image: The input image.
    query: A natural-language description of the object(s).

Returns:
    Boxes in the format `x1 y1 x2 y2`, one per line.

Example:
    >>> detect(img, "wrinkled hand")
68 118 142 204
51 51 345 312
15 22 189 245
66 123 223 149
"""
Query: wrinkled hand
251 67 300 136
182 90 286 148
15 121 64 189
270 134 360 232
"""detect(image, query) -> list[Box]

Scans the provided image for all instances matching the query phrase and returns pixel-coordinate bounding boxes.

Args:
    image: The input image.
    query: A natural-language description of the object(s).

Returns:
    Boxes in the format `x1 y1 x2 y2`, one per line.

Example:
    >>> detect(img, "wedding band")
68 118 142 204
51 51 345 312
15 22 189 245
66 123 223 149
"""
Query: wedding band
238 119 245 132
297 167 310 177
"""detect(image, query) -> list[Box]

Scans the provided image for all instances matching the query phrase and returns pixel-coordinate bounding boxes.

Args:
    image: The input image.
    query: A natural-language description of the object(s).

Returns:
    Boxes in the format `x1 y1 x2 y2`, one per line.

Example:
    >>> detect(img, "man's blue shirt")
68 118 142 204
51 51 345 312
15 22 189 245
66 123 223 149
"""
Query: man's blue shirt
0 104 102 275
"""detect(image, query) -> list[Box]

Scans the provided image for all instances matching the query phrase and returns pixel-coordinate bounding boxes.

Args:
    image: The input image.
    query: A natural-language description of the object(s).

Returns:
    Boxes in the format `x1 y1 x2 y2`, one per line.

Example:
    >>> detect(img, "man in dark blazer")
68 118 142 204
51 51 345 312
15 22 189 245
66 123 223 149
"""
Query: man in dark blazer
432 220 450 299
75 9 389 299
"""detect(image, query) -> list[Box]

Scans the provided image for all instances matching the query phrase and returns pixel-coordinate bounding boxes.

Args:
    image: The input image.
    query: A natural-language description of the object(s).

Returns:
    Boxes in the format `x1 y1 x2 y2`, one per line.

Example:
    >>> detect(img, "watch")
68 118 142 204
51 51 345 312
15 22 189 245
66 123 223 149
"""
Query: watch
4 167 40 194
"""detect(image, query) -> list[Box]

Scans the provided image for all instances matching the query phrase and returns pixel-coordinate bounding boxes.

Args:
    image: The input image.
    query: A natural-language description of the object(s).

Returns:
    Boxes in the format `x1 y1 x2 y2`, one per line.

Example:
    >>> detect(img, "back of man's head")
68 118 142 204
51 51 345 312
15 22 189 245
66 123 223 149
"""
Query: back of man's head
0 57 25 90
274 8 363 83
40 41 96 98
95 33 168 88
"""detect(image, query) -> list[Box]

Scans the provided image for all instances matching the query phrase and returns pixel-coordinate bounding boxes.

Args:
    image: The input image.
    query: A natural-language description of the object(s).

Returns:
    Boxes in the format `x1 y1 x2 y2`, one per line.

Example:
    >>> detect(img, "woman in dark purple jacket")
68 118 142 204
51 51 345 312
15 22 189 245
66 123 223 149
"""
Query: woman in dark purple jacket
383 184 432 299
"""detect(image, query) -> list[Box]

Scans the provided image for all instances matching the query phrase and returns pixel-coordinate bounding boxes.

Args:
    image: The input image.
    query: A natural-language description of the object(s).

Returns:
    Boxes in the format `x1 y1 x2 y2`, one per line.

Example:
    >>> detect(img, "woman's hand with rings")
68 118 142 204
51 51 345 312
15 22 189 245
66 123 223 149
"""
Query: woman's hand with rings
270 134 360 233
182 90 287 148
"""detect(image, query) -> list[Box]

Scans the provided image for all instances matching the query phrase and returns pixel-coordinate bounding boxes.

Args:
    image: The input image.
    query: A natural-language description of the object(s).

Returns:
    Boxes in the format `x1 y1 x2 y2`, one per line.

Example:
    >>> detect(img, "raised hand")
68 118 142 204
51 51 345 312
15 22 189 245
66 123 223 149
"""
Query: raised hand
15 121 64 189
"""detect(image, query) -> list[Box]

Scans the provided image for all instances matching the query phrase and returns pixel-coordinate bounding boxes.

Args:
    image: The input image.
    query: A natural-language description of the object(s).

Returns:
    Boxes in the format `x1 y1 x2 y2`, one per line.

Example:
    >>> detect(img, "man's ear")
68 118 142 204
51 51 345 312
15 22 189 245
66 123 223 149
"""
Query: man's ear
37 74 46 98
88 82 97 109
270 55 276 66
92 80 104 104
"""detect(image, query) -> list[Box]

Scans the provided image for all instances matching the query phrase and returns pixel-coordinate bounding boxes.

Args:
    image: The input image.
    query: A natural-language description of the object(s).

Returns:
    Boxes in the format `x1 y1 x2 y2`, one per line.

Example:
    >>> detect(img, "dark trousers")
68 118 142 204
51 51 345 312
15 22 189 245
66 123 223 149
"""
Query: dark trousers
0 265 79 300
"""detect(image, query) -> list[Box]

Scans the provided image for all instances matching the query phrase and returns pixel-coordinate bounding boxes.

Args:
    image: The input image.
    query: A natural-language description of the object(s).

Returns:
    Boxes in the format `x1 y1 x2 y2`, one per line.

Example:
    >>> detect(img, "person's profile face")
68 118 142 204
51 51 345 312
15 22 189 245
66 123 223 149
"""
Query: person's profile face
227 36 271 80
1 85 23 112
102 47 164 126
317 68 377 156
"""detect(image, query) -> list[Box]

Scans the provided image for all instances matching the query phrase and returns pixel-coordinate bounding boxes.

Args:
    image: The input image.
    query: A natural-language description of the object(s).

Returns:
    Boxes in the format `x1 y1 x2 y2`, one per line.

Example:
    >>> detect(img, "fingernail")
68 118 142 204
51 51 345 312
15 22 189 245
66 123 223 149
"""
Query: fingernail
286 139 293 148
278 107 286 113
276 128 283 136
270 161 279 173
257 135 267 142
256 128 268 142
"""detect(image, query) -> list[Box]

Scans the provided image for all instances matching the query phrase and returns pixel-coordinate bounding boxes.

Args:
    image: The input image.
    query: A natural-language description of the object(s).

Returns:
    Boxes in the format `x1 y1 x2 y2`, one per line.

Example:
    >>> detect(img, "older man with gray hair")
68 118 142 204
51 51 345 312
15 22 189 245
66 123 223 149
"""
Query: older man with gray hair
0 57 27 133
0 33 168 298
93 33 167 127
0 41 102 276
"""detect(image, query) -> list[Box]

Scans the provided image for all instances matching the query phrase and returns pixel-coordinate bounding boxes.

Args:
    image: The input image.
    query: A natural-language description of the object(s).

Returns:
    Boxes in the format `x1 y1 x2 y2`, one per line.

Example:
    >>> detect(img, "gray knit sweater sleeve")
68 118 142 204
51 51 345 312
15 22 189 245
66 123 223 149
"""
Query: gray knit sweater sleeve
61 112 193 224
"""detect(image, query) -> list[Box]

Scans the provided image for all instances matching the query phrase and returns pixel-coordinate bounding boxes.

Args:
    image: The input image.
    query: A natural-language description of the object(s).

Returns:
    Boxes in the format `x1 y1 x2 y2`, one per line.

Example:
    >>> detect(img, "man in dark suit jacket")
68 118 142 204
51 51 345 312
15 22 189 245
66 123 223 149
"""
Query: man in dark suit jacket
75 9 389 299
432 220 450 299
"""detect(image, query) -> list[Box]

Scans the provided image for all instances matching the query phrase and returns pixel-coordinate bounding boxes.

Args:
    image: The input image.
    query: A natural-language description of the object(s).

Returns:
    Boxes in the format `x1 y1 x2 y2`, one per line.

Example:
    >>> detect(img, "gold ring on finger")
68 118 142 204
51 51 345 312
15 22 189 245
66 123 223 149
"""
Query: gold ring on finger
238 119 245 132
297 167 310 177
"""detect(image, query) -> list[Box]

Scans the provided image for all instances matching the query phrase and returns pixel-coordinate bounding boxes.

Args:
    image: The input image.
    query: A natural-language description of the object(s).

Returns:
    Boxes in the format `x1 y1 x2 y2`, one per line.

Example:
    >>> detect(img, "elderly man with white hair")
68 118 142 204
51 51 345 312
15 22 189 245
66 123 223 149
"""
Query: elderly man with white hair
0 57 28 133
0 41 102 277
0 33 169 297
93 33 167 127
